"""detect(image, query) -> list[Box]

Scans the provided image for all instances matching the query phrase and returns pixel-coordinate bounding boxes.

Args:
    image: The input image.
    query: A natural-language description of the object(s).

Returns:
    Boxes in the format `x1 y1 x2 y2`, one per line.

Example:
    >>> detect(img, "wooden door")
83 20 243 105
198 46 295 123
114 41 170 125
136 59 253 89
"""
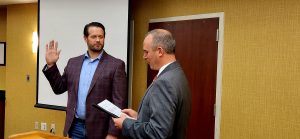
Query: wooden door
148 18 219 139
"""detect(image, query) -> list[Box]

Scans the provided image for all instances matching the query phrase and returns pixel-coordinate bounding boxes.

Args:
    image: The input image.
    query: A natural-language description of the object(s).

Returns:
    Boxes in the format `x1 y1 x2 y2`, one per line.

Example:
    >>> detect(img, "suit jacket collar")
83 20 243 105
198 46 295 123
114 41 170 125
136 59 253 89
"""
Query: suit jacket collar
74 51 109 96
158 61 180 78
73 55 85 98
138 61 181 112
87 51 109 94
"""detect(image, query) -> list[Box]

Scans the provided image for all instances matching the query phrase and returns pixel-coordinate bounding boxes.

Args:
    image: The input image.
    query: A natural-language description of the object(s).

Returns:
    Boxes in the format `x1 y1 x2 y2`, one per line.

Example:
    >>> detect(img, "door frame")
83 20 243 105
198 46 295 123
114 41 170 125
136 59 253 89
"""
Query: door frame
150 12 224 139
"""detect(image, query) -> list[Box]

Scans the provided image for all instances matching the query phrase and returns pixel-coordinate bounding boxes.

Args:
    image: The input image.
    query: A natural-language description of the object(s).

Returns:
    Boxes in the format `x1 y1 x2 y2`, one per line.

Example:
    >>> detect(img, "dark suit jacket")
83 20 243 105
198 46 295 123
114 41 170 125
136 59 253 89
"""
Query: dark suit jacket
43 51 127 139
122 61 191 139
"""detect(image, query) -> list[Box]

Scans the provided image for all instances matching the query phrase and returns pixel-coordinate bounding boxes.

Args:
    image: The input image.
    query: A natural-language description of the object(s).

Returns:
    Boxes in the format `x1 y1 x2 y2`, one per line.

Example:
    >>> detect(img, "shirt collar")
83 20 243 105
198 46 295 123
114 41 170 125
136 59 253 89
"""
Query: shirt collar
157 61 175 77
84 50 104 61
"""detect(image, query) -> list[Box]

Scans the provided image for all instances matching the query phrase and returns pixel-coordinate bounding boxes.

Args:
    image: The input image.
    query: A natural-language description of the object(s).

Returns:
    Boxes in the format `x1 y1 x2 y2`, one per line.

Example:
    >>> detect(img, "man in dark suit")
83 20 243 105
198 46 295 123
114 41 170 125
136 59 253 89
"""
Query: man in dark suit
113 29 191 139
43 22 127 139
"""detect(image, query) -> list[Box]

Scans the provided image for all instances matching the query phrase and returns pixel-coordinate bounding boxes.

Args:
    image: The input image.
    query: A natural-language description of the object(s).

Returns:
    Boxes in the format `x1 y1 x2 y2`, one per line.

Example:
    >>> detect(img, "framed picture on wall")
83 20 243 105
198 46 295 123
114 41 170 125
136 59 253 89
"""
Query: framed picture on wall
0 42 6 66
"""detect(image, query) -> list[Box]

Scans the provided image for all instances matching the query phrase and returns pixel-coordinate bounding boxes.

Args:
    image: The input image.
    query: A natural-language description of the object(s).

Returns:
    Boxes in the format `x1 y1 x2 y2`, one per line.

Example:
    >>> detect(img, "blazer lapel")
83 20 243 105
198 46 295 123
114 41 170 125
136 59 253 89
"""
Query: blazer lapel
87 51 108 94
74 55 85 98
138 61 180 112
138 83 154 112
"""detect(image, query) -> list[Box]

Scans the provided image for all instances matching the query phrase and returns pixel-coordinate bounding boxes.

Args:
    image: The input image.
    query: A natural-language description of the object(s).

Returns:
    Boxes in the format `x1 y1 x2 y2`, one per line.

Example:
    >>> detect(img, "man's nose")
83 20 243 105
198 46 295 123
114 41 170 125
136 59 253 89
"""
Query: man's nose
96 37 101 41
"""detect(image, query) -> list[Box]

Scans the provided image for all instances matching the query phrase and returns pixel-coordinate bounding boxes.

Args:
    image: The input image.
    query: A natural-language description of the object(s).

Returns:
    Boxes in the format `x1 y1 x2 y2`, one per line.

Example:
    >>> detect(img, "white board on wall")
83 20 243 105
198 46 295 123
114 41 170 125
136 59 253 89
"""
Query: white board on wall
36 0 129 110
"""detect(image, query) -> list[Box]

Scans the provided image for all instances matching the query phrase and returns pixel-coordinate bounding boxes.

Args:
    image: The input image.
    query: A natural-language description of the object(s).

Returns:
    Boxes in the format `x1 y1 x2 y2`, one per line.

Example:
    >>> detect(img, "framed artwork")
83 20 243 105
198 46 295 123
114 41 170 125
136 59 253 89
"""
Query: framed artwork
0 42 6 66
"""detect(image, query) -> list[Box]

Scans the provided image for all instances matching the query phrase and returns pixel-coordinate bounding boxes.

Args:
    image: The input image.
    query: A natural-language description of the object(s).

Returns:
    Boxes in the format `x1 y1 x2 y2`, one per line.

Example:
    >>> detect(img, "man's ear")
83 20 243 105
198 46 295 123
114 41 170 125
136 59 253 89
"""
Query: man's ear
157 46 164 56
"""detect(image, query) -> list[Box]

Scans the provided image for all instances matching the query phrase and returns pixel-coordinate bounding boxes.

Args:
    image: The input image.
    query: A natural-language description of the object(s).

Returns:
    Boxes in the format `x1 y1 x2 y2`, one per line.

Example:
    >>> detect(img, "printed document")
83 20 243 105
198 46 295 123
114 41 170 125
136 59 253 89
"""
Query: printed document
95 99 122 118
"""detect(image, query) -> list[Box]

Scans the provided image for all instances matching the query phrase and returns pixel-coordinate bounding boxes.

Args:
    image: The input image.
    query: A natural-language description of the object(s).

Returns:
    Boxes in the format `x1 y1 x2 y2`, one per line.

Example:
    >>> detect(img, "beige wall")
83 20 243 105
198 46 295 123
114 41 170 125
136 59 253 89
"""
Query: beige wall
5 4 65 138
131 0 300 139
0 7 6 90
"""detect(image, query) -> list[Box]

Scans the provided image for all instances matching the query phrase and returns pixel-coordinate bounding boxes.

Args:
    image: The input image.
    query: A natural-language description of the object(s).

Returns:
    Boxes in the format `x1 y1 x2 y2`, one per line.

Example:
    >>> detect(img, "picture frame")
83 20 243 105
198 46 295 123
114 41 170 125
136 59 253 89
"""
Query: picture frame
0 42 6 66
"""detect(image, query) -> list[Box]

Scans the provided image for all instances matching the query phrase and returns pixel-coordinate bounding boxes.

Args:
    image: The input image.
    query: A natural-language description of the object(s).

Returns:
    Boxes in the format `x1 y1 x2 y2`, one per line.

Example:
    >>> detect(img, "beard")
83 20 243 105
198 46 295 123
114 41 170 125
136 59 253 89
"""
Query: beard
88 44 104 52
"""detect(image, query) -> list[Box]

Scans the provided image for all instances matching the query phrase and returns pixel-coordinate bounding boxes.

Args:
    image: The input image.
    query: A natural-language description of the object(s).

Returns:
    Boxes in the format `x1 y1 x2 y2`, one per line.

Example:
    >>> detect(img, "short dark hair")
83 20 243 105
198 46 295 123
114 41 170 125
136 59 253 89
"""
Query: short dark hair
83 22 106 37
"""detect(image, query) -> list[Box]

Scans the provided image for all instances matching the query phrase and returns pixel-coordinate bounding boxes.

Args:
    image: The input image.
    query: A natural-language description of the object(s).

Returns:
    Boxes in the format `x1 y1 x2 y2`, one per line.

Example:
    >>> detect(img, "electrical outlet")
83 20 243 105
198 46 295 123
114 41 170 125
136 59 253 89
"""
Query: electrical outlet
41 122 47 131
34 121 39 130
50 123 56 134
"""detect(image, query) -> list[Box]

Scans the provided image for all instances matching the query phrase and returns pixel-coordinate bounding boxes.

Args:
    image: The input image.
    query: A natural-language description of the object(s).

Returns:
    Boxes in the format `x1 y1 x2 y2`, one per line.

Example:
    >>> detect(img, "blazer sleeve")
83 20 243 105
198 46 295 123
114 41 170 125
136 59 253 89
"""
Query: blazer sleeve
42 63 68 94
108 60 128 136
122 79 177 139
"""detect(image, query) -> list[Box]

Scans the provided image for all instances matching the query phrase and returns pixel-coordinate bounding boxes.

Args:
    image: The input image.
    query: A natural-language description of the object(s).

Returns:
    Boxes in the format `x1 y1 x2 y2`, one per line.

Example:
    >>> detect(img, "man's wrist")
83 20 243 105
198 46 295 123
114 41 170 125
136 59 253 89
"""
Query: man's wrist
43 64 55 71
47 64 54 68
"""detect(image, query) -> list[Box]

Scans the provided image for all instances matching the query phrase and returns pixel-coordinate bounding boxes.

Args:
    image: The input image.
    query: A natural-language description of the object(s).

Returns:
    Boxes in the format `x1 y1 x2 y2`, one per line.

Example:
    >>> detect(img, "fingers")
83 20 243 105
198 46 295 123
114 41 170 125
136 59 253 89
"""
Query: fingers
47 40 58 49
112 117 120 129
122 109 137 119
55 41 58 50
121 109 131 115
45 40 60 66
49 40 54 49
122 109 136 115
122 109 132 113
46 40 60 55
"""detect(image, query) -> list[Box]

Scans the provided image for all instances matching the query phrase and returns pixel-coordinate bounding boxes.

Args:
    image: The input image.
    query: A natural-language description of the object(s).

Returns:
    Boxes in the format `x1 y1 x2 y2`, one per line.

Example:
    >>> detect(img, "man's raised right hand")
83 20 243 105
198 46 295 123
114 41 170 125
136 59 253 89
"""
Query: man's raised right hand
45 40 61 68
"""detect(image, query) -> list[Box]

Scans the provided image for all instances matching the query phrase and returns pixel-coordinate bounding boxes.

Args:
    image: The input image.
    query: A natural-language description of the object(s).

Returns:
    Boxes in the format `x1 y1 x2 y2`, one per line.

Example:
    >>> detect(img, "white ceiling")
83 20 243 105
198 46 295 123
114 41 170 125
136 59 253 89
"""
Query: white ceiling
0 0 37 5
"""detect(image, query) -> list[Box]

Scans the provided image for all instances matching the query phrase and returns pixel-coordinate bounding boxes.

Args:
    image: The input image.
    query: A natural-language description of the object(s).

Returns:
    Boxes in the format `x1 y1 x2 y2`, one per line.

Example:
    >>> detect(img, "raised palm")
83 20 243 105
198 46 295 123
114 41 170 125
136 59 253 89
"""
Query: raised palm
45 40 61 67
